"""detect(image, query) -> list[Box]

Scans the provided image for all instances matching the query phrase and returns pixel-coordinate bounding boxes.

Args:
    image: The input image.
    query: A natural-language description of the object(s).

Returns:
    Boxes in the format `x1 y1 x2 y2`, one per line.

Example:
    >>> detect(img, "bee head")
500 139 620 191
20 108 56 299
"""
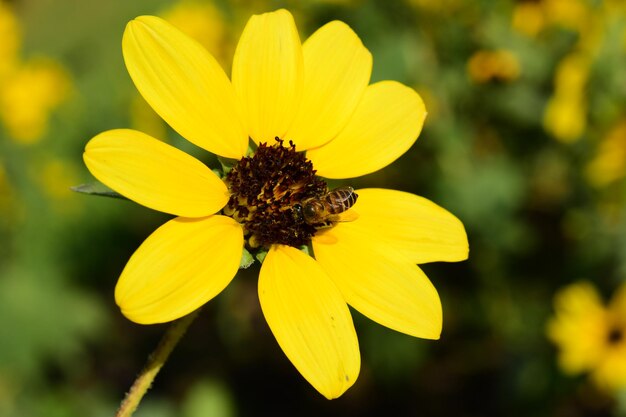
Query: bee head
292 202 318 223
292 203 303 222
302 202 318 222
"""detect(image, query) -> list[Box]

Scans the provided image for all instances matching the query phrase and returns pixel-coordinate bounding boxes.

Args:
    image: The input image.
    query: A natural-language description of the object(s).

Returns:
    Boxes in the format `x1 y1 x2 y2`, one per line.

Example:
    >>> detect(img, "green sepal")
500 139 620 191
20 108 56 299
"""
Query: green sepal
71 182 127 200
250 245 308 266
245 143 256 157
211 168 223 179
255 249 268 264
239 247 255 269
219 143 254 174
218 157 236 175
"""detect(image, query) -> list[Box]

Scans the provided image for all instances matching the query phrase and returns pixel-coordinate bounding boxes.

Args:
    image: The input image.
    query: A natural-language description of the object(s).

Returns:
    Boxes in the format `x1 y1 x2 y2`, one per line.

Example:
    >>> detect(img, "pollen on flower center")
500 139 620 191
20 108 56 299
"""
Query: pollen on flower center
223 138 330 249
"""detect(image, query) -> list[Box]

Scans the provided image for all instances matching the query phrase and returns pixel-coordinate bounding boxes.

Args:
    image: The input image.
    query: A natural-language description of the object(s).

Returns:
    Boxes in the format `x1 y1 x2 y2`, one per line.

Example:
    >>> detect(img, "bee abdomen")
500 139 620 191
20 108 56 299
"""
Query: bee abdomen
326 186 358 214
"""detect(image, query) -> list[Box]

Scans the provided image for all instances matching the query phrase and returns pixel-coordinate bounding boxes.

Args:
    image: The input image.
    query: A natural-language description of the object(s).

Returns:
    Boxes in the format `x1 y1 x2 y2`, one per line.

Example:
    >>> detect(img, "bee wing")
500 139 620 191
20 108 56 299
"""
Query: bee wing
336 209 359 222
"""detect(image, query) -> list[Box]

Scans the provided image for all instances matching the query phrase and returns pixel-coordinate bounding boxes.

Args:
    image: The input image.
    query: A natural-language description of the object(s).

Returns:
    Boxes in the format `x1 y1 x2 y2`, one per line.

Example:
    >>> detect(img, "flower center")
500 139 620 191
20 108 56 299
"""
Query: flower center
607 326 624 345
223 139 356 249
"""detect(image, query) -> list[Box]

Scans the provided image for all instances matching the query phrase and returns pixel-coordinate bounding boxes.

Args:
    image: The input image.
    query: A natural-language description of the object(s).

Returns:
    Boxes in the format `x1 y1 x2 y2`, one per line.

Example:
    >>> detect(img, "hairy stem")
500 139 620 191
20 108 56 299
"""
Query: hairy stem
115 309 200 417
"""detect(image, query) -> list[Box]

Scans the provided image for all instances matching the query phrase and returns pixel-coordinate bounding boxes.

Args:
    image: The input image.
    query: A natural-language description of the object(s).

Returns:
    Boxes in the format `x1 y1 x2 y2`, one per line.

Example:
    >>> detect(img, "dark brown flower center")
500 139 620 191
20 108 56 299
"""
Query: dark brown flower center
223 139 332 249
607 326 624 345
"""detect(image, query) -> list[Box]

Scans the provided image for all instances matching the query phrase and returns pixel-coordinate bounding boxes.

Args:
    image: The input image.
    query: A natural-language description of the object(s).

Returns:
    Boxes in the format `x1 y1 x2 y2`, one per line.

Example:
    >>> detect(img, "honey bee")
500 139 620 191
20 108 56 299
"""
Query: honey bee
293 186 358 225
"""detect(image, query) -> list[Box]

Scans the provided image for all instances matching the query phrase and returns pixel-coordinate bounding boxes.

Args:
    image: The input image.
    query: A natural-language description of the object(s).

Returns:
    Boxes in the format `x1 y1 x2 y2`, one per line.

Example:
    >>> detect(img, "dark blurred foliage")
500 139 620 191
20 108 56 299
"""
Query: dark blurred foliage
1 0 626 416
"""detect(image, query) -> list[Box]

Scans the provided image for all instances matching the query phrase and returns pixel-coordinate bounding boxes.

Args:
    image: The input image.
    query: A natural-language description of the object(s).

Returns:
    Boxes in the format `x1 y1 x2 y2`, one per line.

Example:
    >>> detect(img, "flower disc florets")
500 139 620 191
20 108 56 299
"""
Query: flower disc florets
608 327 624 345
224 139 328 249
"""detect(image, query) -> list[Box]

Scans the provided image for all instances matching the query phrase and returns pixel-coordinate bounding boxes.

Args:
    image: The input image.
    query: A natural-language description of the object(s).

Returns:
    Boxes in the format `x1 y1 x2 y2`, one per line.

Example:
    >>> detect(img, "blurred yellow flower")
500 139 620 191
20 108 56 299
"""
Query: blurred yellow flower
0 0 19 78
512 0 609 38
554 53 590 93
511 2 545 37
467 49 521 84
547 281 626 392
586 121 626 187
161 1 230 67
543 0 589 31
0 59 71 144
0 2 71 144
543 95 587 143
543 53 589 143
0 60 70 143
84 10 468 399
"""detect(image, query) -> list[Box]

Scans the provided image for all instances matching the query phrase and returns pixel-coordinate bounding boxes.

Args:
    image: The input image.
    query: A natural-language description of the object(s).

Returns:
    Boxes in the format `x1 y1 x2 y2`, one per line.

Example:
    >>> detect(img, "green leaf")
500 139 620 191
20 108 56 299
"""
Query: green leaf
70 182 127 200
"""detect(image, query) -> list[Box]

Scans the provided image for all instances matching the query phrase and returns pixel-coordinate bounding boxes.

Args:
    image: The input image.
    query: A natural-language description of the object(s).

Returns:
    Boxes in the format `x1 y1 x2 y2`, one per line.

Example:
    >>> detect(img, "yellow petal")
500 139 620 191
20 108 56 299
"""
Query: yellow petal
232 9 303 144
115 215 243 324
259 245 360 399
84 129 228 217
546 281 607 373
123 16 247 159
593 347 626 392
285 21 372 150
307 81 426 179
313 224 442 339
352 188 468 264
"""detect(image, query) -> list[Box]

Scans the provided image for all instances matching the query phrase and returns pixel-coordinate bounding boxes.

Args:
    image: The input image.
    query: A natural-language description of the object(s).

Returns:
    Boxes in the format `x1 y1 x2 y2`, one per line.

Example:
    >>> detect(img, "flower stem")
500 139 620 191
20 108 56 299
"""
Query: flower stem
115 309 200 417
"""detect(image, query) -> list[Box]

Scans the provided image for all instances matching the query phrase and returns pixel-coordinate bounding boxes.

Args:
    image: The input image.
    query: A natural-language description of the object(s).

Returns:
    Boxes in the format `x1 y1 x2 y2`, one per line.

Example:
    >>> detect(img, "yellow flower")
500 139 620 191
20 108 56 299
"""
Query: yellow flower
547 281 626 391
0 0 20 79
543 95 587 143
542 0 589 32
83 10 468 399
553 53 590 93
0 59 71 144
467 49 521 84
0 2 71 144
160 1 229 67
511 2 545 37
543 53 590 143
586 121 626 187
129 1 231 141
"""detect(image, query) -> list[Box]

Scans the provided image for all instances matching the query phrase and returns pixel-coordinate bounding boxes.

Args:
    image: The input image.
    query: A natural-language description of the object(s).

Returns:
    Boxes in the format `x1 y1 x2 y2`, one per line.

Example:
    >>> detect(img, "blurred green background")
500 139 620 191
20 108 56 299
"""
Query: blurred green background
1 0 626 415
